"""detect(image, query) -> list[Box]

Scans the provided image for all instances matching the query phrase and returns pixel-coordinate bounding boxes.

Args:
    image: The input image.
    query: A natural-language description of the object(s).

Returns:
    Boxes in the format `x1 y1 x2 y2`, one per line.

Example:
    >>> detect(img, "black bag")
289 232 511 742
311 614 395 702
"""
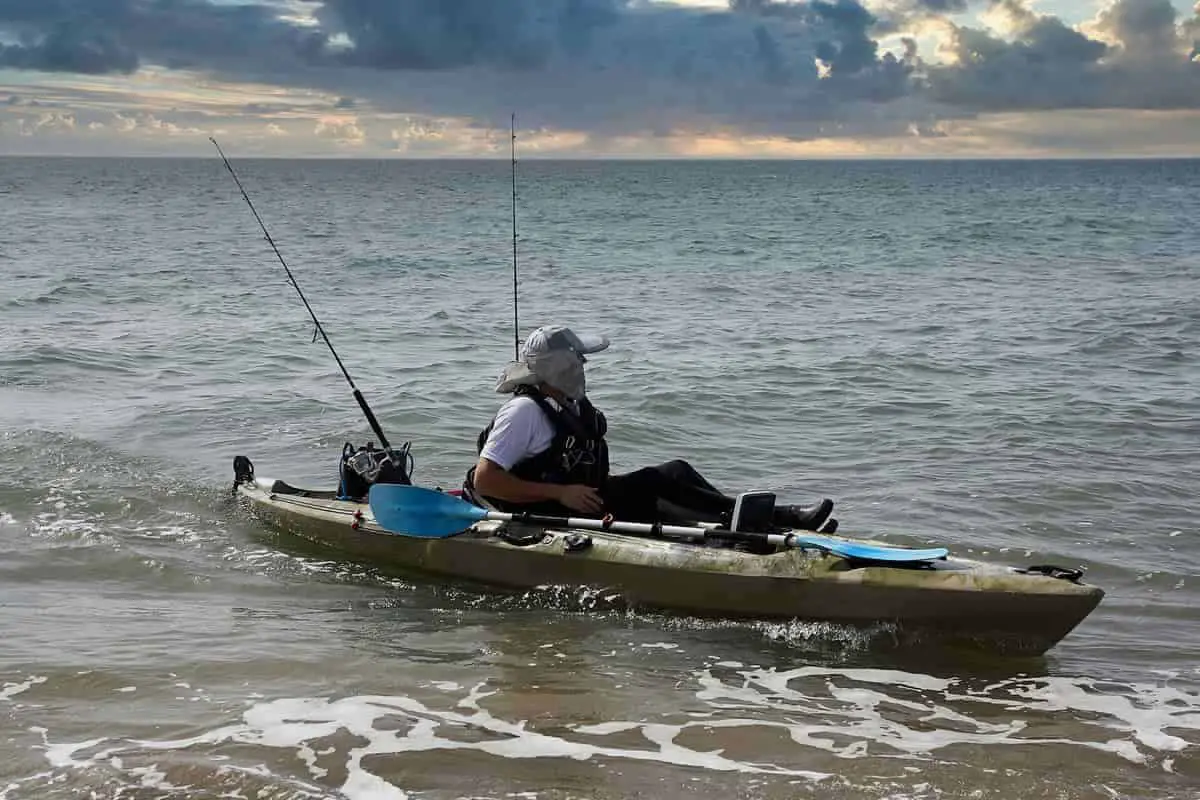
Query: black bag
337 441 412 500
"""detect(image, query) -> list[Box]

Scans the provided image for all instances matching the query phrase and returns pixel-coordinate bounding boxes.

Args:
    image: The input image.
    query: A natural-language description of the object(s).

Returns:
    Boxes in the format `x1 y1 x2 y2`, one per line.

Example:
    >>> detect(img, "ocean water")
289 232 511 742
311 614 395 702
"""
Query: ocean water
1 156 1198 799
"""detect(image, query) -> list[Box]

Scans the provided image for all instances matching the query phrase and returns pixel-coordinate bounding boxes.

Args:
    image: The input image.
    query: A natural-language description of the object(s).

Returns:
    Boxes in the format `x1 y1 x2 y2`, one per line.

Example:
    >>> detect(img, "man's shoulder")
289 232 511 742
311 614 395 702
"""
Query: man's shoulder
497 394 544 415
482 395 555 469
493 395 552 427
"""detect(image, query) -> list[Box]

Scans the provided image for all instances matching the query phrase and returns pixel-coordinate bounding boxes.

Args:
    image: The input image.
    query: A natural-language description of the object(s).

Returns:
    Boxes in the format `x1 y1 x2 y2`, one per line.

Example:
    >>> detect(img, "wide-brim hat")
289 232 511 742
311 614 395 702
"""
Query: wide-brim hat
519 325 610 359
495 325 610 394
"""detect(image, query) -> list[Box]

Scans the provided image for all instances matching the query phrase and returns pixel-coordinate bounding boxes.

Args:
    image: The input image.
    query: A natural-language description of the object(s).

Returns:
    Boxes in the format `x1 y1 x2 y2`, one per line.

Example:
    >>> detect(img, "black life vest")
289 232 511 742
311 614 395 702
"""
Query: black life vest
463 388 609 511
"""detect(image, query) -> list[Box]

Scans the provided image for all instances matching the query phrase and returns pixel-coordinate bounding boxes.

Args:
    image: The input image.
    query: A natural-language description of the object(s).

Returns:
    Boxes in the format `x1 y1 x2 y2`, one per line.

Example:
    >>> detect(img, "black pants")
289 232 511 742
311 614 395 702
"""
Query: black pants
473 459 734 524
601 459 733 525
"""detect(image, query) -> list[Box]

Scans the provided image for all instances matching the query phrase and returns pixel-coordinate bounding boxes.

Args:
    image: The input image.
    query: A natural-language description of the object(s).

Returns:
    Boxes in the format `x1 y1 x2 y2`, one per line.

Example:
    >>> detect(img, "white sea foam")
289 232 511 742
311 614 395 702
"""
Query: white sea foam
12 668 1200 798
988 676 1199 755
30 511 106 544
0 676 47 702
696 665 1200 766
21 682 829 799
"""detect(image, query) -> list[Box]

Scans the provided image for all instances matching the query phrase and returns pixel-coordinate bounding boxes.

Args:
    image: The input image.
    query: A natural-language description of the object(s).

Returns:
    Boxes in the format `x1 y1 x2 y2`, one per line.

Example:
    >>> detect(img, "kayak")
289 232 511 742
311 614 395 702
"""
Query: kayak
231 460 1103 656
213 146 1104 655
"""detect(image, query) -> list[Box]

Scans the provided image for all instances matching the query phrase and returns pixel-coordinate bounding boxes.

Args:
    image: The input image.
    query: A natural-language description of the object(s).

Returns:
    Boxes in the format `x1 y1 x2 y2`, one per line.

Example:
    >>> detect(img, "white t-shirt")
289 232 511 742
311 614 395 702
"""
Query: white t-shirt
479 395 559 470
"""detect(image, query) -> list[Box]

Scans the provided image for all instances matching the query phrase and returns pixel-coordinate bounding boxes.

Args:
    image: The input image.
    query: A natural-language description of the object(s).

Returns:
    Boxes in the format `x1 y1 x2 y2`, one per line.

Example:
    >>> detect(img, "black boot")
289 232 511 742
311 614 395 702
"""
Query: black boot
773 498 834 531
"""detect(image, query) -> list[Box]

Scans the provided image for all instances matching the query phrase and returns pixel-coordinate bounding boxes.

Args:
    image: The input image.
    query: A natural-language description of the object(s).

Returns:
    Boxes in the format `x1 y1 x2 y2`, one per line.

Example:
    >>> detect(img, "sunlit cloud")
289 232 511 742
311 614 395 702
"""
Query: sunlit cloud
314 115 365 145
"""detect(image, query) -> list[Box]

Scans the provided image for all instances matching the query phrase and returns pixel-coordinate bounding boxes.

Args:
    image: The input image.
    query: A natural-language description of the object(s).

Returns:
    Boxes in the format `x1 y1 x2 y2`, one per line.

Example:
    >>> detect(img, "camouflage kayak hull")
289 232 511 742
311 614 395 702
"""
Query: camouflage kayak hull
234 474 1104 655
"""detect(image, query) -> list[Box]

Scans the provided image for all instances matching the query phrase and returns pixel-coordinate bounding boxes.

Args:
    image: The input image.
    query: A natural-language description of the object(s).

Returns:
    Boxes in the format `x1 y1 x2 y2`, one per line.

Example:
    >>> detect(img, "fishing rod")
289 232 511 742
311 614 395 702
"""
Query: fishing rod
510 113 520 360
209 136 395 452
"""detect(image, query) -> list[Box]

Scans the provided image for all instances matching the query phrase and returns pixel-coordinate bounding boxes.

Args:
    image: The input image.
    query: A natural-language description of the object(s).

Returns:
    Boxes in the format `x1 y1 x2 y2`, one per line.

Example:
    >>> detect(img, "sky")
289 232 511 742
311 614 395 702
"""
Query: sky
0 0 1197 157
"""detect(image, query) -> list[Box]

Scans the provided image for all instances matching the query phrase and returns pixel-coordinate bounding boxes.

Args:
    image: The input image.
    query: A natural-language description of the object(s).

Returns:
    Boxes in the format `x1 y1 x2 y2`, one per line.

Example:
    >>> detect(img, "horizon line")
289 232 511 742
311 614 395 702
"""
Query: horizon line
2 153 1200 161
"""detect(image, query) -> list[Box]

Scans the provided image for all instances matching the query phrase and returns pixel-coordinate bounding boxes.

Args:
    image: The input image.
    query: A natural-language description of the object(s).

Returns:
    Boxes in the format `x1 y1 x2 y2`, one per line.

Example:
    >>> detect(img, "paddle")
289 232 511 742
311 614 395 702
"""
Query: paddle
368 484 948 563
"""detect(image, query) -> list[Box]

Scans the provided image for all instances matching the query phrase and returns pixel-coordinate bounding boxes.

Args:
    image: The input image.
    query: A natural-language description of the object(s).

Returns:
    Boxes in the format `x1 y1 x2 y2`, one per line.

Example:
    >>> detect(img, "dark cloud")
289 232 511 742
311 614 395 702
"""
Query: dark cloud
0 0 321 73
1094 0 1182 56
296 0 917 137
929 20 1106 110
906 0 967 12
0 22 137 74
130 1 326 70
0 1 136 74
929 0 1199 111
0 0 131 27
0 0 1197 145
811 0 878 74
315 0 623 70
727 0 889 76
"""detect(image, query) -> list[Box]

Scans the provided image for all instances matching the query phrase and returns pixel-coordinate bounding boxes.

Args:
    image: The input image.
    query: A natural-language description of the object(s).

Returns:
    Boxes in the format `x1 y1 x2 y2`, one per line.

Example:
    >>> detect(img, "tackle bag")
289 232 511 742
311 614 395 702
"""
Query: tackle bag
338 441 412 501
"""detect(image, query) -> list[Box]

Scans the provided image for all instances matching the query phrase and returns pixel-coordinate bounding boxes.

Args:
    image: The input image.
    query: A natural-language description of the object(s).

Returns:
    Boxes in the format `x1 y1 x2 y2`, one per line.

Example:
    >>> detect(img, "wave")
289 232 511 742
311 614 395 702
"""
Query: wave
0 344 145 377
4 662 1196 799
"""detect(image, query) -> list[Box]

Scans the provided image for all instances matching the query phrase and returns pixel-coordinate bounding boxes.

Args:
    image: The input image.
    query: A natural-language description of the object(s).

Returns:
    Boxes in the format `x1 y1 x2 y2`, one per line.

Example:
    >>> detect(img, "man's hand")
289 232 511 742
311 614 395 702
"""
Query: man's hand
554 484 604 514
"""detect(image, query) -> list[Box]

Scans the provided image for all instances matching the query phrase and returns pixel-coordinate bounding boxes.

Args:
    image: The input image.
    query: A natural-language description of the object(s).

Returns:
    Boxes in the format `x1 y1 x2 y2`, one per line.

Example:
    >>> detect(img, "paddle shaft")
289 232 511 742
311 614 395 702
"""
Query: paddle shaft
488 509 801 549
367 484 948 559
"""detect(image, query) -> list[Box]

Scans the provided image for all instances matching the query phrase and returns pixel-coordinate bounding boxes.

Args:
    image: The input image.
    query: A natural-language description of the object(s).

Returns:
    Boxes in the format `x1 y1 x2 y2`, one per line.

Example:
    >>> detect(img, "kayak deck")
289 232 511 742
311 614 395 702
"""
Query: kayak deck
233 476 1104 655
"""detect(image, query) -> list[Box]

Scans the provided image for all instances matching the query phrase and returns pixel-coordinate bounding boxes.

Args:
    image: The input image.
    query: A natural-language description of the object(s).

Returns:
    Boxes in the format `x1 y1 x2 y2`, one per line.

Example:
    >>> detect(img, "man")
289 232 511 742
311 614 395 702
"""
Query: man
462 325 836 533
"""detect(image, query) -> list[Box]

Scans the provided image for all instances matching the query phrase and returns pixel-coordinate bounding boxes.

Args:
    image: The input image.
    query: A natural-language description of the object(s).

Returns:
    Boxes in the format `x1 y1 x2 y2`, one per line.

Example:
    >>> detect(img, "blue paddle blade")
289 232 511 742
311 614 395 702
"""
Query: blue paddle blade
368 484 489 538
789 533 947 563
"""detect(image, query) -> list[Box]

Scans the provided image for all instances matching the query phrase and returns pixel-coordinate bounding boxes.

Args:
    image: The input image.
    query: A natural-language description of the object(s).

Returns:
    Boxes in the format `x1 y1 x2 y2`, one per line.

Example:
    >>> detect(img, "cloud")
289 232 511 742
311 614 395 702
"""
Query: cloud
388 115 489 154
0 0 1198 151
1090 0 1188 58
928 0 1200 111
929 107 1200 155
303 0 923 140
1 0 919 140
929 1 1109 110
314 0 623 71
1187 1 1200 43
0 25 138 74
314 114 365 143
15 109 75 134
0 0 321 75
100 109 204 136
113 112 138 132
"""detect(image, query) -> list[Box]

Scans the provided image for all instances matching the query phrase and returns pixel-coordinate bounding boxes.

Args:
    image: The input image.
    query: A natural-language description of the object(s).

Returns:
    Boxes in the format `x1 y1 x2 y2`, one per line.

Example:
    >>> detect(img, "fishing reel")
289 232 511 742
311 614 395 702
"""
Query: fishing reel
339 441 414 500
345 443 388 481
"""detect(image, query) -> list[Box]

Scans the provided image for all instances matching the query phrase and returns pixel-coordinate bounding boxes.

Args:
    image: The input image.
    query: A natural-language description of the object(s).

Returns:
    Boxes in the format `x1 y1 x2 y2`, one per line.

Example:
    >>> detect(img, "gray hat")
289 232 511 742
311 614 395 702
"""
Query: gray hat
519 325 610 359
496 325 610 396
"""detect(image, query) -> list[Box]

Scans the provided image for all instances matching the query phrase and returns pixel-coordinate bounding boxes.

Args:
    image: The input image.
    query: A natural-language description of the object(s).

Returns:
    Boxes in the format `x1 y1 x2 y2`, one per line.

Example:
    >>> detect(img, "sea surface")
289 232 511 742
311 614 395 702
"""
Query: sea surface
1 156 1198 799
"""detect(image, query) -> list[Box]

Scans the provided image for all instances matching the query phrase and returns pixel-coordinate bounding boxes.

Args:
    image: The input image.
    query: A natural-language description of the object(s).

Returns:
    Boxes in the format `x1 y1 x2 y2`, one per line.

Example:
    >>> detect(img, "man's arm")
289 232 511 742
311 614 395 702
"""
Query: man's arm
473 457 564 503
473 458 603 513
